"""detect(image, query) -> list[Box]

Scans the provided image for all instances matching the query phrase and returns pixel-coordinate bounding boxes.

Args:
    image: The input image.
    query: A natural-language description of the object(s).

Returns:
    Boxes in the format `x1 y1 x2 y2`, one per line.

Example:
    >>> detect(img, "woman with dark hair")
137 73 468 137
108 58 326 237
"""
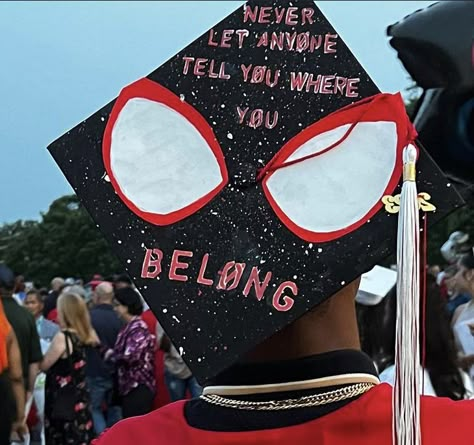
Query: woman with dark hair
105 288 156 418
452 253 474 372
379 275 472 400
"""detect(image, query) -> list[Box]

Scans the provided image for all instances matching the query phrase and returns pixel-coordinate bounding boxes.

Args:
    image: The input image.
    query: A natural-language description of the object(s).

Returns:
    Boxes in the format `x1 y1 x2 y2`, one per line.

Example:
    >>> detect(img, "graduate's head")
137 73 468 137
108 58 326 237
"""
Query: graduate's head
245 278 362 363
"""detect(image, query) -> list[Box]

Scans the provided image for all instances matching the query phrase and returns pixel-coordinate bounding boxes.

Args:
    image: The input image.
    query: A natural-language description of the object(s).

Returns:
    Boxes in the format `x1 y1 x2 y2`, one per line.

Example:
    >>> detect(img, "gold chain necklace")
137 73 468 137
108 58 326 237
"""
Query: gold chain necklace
200 382 376 411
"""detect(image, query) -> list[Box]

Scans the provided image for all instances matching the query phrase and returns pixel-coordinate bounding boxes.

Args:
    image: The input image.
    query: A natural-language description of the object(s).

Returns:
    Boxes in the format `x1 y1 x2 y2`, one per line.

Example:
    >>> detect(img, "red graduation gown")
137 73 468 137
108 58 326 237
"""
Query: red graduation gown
93 383 474 444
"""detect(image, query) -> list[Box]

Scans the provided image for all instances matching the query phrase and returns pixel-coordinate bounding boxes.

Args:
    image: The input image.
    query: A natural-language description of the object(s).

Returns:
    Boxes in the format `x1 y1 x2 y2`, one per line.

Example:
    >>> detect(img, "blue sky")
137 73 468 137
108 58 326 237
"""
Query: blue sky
0 1 433 224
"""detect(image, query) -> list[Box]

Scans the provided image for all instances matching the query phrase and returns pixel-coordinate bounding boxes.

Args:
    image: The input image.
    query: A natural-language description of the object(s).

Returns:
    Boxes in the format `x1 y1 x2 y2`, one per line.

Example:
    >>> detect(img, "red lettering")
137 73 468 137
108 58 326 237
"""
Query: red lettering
207 29 218 47
169 250 193 282
265 111 279 129
274 7 285 24
286 32 297 50
324 34 338 54
249 109 264 129
320 75 335 94
197 253 214 286
182 56 194 75
141 248 163 279
258 6 272 24
208 59 219 79
346 78 360 98
290 72 309 91
305 74 322 93
221 29 234 48
285 7 299 26
237 106 249 124
194 58 207 76
236 29 250 49
243 5 258 23
219 62 231 80
296 32 310 52
270 32 284 51
335 77 348 95
217 262 246 290
256 32 269 48
272 281 297 312
266 69 280 88
243 267 272 301
302 8 315 25
251 66 266 83
241 64 252 82
310 35 322 52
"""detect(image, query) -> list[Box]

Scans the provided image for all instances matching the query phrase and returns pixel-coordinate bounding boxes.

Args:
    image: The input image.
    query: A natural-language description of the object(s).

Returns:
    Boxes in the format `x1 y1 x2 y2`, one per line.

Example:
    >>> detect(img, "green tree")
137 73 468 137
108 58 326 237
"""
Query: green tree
0 195 120 286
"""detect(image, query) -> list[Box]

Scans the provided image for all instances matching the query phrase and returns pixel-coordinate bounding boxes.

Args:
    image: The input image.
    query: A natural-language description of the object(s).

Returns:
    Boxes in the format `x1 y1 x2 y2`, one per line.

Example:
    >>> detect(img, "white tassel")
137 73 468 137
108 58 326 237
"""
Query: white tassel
394 144 421 445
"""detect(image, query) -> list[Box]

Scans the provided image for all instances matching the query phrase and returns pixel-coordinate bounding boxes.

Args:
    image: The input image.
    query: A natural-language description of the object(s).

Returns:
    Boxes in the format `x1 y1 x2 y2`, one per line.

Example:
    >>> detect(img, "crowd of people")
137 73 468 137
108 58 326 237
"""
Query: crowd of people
1 235 474 445
0 268 202 445
356 233 474 401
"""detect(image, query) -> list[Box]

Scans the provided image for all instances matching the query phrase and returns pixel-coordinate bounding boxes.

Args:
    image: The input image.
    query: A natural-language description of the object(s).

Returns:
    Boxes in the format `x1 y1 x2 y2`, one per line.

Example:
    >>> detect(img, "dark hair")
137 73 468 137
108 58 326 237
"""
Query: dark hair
459 253 474 270
372 276 466 400
115 273 132 286
357 288 396 372
26 288 43 303
115 287 143 316
0 264 15 291
423 277 466 400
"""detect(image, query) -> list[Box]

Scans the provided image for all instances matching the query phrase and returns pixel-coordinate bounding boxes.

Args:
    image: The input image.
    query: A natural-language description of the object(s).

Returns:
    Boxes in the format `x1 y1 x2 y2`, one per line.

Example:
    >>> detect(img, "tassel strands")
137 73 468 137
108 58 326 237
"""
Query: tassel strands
394 144 421 445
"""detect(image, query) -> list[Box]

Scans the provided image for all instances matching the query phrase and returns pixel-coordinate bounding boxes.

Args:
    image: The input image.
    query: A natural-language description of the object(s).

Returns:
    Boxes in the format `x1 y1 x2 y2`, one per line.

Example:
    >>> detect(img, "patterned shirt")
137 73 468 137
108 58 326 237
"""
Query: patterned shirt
113 317 156 396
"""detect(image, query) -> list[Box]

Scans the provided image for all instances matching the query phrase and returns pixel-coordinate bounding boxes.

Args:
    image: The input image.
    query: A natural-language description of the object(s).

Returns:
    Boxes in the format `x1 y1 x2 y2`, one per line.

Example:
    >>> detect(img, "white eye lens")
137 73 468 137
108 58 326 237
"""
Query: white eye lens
107 96 226 224
264 121 398 241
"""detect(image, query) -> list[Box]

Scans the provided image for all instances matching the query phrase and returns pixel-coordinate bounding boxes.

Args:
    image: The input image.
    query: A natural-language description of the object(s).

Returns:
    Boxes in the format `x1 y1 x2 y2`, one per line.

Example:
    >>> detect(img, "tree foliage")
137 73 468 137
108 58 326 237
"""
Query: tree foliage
0 195 120 287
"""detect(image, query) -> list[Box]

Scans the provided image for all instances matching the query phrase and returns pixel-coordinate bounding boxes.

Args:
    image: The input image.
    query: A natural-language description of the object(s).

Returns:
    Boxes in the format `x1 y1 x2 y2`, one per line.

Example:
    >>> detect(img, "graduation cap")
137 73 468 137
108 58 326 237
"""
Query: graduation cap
356 265 397 307
48 0 463 441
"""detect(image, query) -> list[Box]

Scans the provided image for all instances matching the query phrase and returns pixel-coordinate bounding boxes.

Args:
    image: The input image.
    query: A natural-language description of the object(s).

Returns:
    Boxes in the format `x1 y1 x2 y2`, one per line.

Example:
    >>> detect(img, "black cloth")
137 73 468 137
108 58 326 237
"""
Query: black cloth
121 384 155 419
45 331 95 444
43 290 59 319
0 371 15 445
86 304 123 378
185 349 378 432
1 296 42 389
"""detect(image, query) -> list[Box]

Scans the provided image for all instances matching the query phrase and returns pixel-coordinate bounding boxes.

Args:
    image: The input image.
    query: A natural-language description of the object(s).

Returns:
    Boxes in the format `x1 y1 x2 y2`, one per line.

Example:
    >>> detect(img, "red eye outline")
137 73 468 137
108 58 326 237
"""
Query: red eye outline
102 78 228 226
261 93 408 243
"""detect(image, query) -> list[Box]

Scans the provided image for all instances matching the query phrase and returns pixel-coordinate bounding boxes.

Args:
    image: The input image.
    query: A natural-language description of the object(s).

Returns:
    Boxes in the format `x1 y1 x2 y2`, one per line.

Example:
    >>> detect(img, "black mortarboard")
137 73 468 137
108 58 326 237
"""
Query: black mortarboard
47 0 463 387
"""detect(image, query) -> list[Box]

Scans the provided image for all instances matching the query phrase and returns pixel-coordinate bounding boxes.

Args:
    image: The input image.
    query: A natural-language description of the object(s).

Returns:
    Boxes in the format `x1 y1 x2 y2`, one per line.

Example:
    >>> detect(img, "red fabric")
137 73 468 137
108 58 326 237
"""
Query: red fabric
141 310 170 408
26 401 38 429
47 308 58 324
93 384 474 445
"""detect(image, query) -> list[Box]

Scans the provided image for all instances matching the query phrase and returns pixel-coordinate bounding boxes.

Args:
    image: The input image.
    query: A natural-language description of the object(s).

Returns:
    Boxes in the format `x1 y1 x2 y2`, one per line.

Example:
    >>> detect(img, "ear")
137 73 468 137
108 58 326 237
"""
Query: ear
466 269 474 282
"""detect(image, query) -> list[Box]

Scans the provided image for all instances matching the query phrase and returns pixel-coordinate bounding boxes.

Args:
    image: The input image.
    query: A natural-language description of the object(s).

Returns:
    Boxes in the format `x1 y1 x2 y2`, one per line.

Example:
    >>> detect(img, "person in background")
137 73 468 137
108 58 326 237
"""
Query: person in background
113 274 133 291
41 292 98 445
0 298 27 445
105 287 156 418
87 282 123 435
25 289 59 345
157 323 202 402
12 275 27 305
379 275 473 399
141 309 171 409
451 254 474 375
24 288 59 445
443 265 472 317
0 264 42 401
43 277 64 320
